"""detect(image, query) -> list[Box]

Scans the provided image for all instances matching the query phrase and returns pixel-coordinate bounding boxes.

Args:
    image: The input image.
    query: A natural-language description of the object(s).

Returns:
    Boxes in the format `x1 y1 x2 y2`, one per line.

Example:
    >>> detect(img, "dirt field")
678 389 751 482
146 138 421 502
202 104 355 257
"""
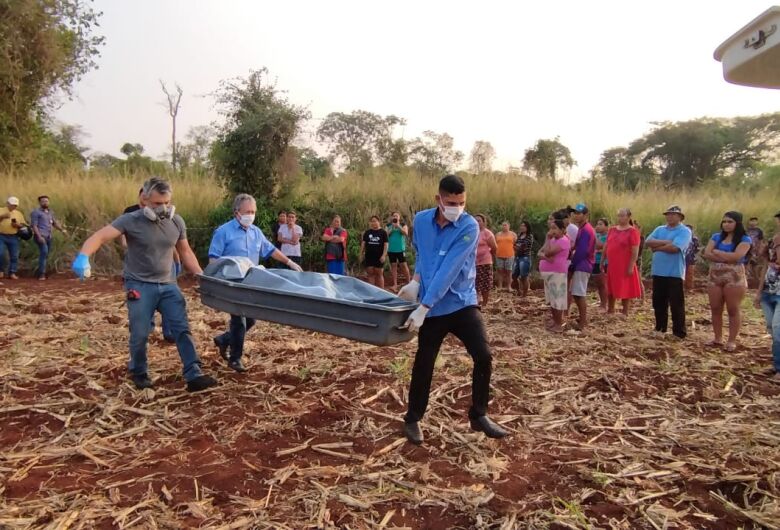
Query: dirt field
1 275 778 529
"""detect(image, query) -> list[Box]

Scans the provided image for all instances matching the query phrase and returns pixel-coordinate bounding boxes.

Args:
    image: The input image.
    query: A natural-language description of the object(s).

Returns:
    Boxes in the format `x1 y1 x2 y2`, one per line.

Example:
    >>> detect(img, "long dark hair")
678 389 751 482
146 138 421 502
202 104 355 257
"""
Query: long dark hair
519 220 531 235
720 211 746 247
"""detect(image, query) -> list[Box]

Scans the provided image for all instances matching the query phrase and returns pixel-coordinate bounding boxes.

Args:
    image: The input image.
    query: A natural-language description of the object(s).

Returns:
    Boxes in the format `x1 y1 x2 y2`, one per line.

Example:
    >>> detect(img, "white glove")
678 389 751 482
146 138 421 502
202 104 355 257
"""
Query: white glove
398 279 420 302
404 305 429 333
286 259 303 272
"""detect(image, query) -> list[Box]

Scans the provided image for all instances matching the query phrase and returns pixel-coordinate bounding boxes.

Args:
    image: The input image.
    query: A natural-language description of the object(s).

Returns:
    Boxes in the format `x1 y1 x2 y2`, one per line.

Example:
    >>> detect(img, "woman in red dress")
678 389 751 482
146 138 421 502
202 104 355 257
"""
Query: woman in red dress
603 208 643 315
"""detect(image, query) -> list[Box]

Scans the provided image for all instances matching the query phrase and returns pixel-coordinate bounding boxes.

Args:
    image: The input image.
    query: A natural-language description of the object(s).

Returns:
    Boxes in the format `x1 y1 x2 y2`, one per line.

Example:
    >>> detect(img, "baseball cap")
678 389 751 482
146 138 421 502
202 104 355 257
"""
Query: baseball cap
574 203 589 214
7 196 19 206
663 205 685 219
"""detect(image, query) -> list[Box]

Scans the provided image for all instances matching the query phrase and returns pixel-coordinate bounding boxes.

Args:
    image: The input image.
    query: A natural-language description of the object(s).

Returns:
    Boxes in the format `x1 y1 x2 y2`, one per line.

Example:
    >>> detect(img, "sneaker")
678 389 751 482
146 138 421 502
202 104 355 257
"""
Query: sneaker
8 273 18 280
38 276 47 281
131 374 154 389
186 374 218 392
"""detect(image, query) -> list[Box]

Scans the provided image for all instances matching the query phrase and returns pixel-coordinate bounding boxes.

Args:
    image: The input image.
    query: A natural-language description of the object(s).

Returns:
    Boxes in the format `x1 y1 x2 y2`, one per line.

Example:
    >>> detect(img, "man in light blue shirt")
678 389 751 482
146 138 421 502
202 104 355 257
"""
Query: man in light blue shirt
209 194 303 372
397 175 507 445
645 205 692 338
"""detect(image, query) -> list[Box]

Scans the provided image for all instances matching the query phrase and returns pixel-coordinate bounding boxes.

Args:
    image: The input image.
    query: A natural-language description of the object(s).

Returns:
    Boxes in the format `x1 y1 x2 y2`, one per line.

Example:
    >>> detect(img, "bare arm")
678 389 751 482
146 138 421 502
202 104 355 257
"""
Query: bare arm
175 239 202 275
711 242 751 264
628 245 640 274
401 224 409 236
381 242 388 263
645 239 672 250
702 239 720 262
656 243 682 254
487 234 497 253
290 227 301 245
79 225 123 256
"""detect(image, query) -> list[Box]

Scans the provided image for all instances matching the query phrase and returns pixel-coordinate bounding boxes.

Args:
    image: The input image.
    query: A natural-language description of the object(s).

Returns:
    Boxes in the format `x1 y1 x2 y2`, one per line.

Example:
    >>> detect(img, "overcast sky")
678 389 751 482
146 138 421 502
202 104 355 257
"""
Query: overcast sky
57 0 779 178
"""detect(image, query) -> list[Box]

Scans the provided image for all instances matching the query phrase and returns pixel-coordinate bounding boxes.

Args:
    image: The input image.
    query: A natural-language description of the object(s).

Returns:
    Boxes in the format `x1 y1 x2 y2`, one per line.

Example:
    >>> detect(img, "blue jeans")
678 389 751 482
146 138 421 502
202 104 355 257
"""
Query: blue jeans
326 260 345 275
125 279 203 381
36 236 51 277
215 315 256 362
0 234 19 274
512 256 531 279
760 292 780 372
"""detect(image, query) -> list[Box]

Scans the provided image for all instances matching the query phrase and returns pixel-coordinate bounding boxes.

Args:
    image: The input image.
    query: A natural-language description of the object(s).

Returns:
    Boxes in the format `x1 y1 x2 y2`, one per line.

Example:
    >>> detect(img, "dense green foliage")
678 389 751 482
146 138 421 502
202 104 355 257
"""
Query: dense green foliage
0 0 103 168
210 68 310 202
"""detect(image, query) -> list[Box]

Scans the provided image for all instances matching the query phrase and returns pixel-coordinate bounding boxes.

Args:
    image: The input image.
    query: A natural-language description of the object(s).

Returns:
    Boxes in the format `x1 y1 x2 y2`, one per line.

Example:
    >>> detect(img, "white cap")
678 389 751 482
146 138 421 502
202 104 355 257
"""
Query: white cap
7 196 19 206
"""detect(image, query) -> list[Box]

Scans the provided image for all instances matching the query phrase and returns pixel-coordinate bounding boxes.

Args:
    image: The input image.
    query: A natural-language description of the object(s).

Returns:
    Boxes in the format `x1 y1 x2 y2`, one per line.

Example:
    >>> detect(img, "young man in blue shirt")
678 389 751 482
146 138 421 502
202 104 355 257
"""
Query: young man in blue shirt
645 205 692 339
209 194 303 372
398 174 507 445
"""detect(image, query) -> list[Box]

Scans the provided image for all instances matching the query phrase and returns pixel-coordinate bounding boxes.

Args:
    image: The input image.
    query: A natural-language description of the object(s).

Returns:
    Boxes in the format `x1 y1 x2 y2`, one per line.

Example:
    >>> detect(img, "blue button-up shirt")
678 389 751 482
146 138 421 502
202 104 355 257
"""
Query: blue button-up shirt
413 207 479 317
208 219 276 265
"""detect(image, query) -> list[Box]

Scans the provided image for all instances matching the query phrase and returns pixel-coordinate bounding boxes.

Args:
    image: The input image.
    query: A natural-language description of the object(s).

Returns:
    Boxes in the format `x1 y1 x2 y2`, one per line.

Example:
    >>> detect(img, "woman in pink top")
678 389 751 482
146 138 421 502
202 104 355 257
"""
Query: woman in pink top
475 214 497 307
538 218 570 332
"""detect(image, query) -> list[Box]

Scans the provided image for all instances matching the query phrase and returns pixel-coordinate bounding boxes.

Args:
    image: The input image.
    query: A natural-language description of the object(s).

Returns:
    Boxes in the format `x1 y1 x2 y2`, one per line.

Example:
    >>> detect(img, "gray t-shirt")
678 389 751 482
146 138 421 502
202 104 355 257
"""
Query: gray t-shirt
111 210 186 283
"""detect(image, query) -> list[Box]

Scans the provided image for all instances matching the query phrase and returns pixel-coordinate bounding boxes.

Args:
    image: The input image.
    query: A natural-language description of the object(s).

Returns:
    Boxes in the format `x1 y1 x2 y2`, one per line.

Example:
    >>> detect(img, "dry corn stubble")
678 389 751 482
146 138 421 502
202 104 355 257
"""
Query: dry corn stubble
0 276 778 529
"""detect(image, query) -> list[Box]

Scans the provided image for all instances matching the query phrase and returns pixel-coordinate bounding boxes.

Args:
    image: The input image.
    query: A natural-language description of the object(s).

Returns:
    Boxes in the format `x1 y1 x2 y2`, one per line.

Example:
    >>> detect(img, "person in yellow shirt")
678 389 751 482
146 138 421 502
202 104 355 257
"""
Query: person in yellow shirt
0 196 27 279
494 221 517 291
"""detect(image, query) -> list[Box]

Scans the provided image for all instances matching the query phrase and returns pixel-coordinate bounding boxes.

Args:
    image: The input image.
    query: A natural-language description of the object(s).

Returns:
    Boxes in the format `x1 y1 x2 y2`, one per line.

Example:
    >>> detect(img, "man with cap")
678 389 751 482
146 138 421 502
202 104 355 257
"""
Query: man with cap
570 203 596 329
397 174 507 445
30 196 68 280
0 197 27 279
645 206 692 339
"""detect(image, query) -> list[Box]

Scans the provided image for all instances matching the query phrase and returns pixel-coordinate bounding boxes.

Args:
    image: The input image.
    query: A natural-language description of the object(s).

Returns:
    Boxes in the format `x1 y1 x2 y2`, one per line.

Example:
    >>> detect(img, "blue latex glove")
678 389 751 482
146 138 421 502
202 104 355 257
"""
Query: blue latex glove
72 253 91 280
173 261 182 277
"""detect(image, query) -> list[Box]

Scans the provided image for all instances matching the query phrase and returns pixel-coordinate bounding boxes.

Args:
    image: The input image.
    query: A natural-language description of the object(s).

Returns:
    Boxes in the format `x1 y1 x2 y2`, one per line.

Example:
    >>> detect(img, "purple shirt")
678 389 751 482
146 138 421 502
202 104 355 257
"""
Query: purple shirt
571 222 596 273
30 207 55 238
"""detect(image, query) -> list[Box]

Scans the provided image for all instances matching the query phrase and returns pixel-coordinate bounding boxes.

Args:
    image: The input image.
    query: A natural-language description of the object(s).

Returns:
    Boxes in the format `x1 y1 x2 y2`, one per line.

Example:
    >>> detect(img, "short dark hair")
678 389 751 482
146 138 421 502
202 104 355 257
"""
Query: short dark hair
278 210 287 216
438 174 465 195
370 215 380 221
597 217 609 226
37 195 49 201
775 211 780 219
749 216 758 221
287 210 297 217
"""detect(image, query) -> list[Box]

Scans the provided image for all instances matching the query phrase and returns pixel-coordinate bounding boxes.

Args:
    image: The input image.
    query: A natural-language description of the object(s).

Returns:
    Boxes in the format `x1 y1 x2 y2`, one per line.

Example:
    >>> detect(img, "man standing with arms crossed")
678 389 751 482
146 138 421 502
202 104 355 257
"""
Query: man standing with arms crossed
210 194 303 372
72 177 218 392
398 174 507 445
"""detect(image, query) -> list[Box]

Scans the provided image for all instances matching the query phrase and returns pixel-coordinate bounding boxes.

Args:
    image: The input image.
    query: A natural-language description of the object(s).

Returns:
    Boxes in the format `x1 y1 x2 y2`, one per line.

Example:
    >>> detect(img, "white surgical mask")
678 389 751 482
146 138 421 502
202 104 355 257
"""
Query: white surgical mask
440 201 464 223
239 214 255 227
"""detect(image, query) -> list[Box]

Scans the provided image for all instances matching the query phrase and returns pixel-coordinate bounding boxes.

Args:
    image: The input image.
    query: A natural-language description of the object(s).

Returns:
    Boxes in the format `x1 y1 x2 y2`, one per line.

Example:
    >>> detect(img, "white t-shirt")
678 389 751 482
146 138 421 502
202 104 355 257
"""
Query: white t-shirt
278 224 303 257
566 223 579 249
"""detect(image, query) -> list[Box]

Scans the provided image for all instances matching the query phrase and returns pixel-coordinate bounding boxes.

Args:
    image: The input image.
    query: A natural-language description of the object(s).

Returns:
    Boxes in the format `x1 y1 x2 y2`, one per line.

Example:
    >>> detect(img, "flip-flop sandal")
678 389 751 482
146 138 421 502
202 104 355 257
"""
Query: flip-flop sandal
724 343 737 352
705 340 724 348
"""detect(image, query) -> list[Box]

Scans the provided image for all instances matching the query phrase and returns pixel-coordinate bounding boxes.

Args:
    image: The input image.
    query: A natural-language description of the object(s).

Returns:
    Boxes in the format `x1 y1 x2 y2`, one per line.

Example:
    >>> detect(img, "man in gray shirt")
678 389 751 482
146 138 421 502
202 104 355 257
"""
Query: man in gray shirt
30 195 67 280
72 177 217 392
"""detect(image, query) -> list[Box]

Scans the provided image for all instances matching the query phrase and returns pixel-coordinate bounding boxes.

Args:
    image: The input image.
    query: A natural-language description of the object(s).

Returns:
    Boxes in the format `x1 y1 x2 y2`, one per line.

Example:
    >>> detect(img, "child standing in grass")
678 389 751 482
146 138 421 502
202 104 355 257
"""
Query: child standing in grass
538 218 570 332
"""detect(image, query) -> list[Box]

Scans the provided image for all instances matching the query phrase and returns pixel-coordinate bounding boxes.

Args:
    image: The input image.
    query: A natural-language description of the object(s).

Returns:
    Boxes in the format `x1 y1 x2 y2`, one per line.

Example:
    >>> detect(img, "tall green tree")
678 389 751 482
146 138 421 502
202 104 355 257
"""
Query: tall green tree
469 140 496 174
522 137 575 181
316 110 405 172
407 131 464 176
0 0 104 167
211 68 310 201
626 114 780 188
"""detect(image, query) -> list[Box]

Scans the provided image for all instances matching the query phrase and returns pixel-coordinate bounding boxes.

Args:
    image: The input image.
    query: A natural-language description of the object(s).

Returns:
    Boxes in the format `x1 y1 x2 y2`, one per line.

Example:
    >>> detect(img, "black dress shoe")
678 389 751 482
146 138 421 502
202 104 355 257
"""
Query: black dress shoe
228 359 247 373
213 337 229 361
131 373 153 389
470 416 508 439
403 422 424 445
186 374 218 392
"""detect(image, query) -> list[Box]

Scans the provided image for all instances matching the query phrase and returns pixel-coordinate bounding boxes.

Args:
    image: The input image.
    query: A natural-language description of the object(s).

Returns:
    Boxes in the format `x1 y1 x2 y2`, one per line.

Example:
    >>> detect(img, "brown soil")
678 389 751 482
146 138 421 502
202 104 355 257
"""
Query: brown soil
0 277 778 528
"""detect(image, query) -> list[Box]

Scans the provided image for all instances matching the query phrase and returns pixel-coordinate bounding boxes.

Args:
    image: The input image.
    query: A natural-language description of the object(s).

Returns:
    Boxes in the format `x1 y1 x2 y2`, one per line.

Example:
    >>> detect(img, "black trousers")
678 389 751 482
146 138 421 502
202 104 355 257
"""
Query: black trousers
404 306 492 423
652 276 686 338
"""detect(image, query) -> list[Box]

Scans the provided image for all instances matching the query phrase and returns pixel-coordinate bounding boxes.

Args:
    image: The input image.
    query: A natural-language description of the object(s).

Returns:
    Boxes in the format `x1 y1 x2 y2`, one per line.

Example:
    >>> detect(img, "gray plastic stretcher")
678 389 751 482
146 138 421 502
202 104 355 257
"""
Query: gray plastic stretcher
198 257 418 346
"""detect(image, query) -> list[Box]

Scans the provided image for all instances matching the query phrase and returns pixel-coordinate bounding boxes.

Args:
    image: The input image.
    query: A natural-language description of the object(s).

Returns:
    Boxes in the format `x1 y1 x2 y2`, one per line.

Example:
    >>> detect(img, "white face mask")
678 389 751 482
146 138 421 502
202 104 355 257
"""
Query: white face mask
440 201 464 223
238 214 255 227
